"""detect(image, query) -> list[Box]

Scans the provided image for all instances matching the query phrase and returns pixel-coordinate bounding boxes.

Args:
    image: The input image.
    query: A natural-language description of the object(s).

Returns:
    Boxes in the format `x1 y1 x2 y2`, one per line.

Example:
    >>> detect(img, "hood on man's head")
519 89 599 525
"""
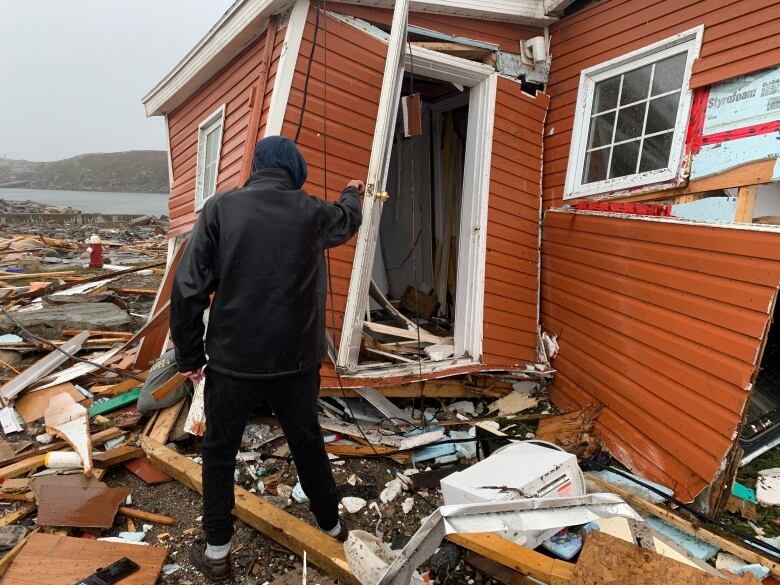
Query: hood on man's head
251 136 308 189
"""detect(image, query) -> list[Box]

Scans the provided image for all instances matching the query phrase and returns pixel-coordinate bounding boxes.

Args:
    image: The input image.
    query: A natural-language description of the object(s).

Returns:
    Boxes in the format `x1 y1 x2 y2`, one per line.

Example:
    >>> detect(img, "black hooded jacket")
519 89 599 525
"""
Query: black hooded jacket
170 168 362 379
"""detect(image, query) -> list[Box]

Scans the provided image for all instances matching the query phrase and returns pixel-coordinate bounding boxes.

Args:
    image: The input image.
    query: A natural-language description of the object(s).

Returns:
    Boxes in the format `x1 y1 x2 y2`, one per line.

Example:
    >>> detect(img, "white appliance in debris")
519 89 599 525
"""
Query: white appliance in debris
440 441 586 548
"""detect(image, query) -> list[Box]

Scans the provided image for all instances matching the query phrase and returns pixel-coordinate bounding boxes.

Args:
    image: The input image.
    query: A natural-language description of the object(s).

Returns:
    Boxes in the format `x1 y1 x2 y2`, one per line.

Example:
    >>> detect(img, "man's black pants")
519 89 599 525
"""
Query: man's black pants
201 367 339 546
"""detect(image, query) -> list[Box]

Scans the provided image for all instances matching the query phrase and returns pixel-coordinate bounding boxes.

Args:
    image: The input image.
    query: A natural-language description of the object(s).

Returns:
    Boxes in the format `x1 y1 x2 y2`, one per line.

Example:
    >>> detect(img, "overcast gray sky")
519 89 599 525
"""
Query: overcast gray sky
0 0 234 162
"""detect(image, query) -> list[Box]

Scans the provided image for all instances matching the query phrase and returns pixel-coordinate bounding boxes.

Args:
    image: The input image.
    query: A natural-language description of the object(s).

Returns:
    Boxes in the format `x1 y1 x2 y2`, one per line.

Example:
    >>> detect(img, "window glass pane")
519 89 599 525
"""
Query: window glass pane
645 93 680 134
609 140 641 178
639 131 674 172
620 65 652 105
652 53 687 96
593 77 620 113
615 103 646 142
587 112 615 149
203 125 222 197
203 161 217 198
583 148 610 184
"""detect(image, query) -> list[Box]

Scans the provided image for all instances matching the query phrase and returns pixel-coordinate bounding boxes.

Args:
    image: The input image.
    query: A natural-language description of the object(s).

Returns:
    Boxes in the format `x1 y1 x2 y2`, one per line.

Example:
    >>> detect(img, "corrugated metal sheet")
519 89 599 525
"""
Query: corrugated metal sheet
166 28 284 237
279 7 387 345
483 78 548 367
541 209 780 501
328 2 540 51
543 0 780 209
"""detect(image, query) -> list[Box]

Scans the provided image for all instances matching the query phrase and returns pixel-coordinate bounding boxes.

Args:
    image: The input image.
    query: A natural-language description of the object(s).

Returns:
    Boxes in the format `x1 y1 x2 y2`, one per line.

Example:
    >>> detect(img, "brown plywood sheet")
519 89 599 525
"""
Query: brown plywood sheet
541 210 780 501
34 476 130 529
0 532 166 584
124 458 171 484
571 531 758 584
14 383 84 423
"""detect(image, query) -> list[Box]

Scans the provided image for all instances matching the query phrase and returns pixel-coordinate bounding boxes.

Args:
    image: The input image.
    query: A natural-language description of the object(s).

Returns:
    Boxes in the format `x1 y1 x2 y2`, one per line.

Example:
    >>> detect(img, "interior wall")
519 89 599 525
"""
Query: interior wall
753 183 780 219
374 108 434 299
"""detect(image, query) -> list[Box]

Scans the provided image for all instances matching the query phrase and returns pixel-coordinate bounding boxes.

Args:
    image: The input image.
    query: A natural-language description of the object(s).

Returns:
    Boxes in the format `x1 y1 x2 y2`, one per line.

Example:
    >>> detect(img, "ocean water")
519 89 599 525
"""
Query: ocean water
0 188 168 216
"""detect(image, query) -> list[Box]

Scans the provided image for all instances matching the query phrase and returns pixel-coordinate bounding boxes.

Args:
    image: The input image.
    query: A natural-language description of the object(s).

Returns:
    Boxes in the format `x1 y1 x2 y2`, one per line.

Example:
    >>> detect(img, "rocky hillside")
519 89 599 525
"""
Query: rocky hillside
0 151 168 193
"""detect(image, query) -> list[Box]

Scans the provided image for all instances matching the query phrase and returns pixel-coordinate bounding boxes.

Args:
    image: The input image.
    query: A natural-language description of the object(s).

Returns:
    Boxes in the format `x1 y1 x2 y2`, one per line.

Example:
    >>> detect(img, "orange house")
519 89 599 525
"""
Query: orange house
143 0 780 504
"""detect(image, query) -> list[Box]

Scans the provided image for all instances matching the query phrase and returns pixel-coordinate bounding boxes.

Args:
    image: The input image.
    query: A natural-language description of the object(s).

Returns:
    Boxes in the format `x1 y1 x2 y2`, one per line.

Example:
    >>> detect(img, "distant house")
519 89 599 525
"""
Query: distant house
143 0 780 505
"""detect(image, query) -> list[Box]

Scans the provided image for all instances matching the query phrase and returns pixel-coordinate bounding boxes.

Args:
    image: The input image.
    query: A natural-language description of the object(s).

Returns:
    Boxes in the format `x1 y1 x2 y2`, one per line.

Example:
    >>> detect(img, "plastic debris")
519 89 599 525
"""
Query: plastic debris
292 482 309 503
163 564 181 575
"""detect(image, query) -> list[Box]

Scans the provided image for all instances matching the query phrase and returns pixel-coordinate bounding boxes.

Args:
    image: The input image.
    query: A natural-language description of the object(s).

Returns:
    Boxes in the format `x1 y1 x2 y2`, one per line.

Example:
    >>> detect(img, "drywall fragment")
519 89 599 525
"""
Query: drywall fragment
487 392 538 417
43 392 92 475
341 497 367 514
446 401 477 417
424 344 454 361
756 468 780 505
344 530 415 585
0 406 24 434
402 497 414 514
380 478 405 504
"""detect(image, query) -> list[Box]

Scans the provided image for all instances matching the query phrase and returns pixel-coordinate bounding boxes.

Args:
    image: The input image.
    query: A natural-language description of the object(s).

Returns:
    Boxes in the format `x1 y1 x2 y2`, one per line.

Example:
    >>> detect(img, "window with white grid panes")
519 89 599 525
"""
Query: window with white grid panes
564 28 702 199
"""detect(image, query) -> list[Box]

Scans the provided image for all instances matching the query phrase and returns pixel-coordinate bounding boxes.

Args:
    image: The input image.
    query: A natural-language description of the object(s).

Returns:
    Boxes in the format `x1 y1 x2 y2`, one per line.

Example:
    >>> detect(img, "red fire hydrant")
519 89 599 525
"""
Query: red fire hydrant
86 234 104 269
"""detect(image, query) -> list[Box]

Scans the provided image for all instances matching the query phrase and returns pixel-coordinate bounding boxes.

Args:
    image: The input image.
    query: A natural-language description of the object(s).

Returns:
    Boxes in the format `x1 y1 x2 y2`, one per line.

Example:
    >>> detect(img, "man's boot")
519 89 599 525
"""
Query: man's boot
189 539 233 583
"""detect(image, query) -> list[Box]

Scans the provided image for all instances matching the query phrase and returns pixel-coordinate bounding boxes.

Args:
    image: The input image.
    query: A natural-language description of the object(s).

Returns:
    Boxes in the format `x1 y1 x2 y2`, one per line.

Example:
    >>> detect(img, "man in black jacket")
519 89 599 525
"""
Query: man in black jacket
171 136 363 583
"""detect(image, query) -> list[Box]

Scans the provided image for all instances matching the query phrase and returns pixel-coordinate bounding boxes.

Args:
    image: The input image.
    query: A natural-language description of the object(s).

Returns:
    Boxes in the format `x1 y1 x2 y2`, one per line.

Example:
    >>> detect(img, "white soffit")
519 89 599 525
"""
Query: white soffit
143 0 555 118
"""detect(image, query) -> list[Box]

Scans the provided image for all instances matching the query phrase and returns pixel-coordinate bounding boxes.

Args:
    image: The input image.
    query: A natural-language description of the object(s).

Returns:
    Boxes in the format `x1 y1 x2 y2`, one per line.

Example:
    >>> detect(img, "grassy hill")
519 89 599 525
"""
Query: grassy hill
0 151 168 193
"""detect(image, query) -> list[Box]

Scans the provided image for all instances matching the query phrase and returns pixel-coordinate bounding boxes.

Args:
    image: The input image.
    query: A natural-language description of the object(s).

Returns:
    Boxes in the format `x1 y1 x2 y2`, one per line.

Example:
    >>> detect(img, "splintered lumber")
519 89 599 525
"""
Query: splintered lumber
140 436 357 584
363 321 447 345
112 287 158 296
118 506 174 526
44 393 93 475
147 398 186 444
570 531 755 584
93 445 144 468
0 454 47 479
535 403 603 459
0 332 89 405
0 532 167 584
62 329 134 339
0 427 123 472
150 372 187 402
0 502 36 527
447 533 575 585
318 380 511 398
588 475 780 577
93 373 147 397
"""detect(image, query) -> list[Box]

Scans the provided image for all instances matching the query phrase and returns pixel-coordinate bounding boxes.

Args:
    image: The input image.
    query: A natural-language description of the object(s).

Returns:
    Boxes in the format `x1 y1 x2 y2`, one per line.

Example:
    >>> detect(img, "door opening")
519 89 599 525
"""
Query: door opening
360 77 469 370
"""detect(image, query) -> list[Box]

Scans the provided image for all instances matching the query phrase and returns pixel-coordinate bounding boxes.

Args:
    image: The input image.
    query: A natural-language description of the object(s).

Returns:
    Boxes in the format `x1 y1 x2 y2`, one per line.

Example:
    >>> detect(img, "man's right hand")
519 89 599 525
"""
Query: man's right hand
347 179 365 195
181 367 204 384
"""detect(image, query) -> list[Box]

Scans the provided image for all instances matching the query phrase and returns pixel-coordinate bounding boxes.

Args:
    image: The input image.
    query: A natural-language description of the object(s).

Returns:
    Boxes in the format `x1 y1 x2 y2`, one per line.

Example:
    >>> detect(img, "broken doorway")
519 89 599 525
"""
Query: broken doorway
742 297 780 464
364 78 470 369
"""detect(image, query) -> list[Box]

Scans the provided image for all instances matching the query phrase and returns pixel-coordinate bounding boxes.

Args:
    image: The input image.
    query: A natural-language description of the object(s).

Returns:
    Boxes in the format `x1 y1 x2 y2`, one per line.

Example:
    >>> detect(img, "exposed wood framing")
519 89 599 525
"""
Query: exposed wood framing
0 502 36 527
141 437 357 584
447 533 574 585
734 185 758 223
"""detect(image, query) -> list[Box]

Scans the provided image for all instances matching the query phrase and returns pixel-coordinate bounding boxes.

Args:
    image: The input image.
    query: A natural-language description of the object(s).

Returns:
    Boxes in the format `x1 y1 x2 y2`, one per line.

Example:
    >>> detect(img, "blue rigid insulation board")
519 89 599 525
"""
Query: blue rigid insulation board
646 517 718 560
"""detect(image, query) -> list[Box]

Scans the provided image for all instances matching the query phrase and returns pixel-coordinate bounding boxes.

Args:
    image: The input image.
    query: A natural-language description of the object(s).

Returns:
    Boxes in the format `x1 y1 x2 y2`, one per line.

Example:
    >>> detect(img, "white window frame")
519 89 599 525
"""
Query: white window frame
195 104 226 210
336 3 498 374
563 26 703 200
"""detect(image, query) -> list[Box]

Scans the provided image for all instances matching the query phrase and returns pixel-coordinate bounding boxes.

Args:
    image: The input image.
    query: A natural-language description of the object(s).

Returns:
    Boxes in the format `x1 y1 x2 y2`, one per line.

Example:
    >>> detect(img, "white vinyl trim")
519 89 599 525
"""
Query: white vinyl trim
338 17 496 371
195 105 226 211
563 26 703 200
264 0 310 136
163 114 174 189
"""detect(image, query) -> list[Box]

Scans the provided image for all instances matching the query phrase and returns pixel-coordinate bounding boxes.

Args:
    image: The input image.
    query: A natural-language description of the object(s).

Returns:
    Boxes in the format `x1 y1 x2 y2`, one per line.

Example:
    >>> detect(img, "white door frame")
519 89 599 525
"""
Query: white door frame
337 37 497 372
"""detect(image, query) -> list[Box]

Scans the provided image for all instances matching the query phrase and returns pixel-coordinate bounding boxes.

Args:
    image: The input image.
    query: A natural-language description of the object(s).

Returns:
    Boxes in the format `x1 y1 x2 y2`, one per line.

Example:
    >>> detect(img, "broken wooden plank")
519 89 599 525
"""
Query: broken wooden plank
93 445 144 469
14 383 84 423
150 372 187 402
0 455 47 479
465 552 542 585
487 392 538 417
535 403 603 459
117 506 174 526
1 532 167 584
36 482 130 529
0 332 89 405
140 436 357 584
62 329 134 339
735 185 758 223
44 393 92 476
0 502 36 527
363 321 447 345
410 41 493 59
147 398 186 444
588 475 780 577
447 533 575 585
112 287 158 296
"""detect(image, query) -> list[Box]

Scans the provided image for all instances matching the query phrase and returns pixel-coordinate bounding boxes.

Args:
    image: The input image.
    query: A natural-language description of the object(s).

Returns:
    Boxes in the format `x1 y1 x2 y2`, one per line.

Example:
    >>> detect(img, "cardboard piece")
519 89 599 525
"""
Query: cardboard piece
1 532 166 584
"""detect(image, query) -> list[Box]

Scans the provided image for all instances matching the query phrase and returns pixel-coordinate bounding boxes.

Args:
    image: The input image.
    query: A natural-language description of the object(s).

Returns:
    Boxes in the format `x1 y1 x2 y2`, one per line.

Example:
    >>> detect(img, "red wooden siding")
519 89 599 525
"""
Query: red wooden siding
541 209 780 500
279 7 387 343
166 27 285 237
483 77 548 367
327 2 540 51
543 0 780 210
